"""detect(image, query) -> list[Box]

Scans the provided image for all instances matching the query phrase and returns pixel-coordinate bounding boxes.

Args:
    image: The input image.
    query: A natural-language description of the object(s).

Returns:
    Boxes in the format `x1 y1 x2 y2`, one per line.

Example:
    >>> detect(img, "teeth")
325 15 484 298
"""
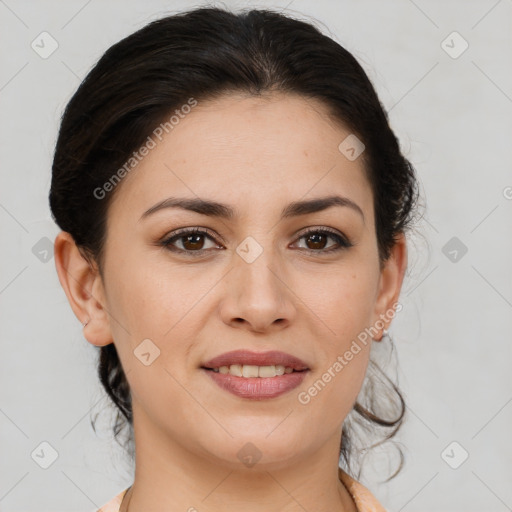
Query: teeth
211 364 298 377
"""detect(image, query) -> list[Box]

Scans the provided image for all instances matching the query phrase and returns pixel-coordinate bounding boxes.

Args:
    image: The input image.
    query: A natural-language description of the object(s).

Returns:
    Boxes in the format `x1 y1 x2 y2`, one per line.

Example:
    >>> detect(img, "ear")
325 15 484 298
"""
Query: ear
54 231 113 346
371 232 408 341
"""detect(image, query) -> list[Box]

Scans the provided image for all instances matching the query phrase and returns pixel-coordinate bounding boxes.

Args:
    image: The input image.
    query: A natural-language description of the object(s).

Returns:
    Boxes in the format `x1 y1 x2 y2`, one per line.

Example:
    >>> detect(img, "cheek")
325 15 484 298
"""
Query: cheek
103 248 188 335
294 265 376 415
301 263 378 337
298 339 371 427
104 253 217 377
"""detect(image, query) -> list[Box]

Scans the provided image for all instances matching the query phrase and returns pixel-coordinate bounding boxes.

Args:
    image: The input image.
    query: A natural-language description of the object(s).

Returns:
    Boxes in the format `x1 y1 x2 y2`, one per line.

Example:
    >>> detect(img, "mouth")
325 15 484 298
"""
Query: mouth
201 364 307 377
200 350 310 399
201 349 309 373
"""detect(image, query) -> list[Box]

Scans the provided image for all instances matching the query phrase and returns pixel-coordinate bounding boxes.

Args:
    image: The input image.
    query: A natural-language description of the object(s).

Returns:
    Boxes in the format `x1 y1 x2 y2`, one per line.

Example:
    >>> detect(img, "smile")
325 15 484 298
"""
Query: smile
202 367 309 400
209 364 300 377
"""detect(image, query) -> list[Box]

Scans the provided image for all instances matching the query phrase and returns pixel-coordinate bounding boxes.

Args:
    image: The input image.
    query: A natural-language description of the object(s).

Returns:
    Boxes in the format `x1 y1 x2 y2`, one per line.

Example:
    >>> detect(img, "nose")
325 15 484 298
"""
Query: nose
219 248 296 334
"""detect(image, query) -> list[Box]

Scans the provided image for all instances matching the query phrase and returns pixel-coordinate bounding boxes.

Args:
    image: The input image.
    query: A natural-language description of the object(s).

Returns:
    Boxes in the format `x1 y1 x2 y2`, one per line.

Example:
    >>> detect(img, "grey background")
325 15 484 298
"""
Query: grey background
1 0 511 510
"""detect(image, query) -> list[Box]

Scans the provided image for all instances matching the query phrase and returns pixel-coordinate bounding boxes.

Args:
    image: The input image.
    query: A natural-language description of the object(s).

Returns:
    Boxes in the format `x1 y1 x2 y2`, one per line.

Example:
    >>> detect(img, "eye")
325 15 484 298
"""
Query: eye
160 227 222 256
292 228 353 254
159 226 352 257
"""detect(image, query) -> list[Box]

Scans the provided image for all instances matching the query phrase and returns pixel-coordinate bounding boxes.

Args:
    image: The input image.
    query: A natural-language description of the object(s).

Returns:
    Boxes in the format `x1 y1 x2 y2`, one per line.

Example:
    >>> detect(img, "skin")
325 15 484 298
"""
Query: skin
55 92 407 512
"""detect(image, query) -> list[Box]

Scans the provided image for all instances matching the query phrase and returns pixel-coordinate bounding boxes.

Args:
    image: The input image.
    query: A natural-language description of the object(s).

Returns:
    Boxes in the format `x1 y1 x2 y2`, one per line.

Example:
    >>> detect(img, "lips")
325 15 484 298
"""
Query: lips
204 369 308 399
201 349 309 371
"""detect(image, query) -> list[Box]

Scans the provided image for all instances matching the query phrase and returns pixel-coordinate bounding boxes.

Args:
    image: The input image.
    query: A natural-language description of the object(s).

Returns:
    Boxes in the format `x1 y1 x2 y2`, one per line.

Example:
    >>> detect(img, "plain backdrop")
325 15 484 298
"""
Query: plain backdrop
1 0 511 510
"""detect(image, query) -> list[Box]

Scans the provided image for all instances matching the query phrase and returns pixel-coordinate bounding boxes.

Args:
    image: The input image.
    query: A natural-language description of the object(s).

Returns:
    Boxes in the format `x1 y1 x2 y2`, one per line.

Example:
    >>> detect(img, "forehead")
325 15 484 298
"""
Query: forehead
108 92 372 222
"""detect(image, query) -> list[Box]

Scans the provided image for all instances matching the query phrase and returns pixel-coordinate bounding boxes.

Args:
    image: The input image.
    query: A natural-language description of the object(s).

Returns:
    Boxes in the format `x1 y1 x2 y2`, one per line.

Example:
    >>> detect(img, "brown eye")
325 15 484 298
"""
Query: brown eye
293 228 352 254
161 228 222 255
159 227 352 257
181 233 206 250
304 232 329 250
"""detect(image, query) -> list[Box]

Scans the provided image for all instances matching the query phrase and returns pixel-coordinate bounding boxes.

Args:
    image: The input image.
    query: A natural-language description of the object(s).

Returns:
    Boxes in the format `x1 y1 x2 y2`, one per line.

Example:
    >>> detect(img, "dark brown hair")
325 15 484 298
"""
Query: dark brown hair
49 6 419 482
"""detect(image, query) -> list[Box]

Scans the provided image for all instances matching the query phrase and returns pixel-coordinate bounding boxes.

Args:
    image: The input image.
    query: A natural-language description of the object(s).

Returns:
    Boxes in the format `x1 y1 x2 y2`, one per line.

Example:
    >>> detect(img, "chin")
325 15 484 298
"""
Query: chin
200 430 307 471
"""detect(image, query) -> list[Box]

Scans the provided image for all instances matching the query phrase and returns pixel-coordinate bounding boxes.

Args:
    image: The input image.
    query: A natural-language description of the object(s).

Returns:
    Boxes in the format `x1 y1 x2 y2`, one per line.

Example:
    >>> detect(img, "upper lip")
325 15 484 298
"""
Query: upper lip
201 350 309 371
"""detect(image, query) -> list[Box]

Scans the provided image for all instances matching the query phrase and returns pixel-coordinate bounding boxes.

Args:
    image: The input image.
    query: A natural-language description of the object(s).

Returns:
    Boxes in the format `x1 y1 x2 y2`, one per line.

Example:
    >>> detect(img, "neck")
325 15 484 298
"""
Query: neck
121 408 357 512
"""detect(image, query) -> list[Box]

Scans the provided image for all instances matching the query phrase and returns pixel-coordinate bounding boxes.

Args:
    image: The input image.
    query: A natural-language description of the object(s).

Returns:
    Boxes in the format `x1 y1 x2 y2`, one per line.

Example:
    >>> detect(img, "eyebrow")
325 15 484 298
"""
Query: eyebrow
139 195 365 223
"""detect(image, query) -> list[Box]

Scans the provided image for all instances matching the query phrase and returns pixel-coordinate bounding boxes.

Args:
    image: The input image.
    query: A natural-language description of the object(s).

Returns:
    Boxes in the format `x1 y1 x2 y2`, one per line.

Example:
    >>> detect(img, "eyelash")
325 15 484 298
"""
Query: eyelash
159 227 353 257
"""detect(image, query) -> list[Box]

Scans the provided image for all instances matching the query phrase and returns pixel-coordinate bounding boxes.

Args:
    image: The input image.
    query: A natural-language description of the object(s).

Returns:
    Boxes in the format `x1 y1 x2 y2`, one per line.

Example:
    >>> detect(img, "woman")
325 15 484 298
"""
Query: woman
50 6 418 511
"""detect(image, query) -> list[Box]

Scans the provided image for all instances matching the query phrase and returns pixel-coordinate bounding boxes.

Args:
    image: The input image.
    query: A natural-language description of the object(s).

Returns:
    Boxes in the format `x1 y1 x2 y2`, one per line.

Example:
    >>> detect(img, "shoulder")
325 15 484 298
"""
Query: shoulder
338 468 388 512
96 488 129 512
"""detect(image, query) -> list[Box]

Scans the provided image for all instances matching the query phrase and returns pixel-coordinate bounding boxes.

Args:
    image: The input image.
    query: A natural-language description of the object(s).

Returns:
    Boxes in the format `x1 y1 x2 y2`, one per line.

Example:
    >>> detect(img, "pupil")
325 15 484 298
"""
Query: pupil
307 233 326 250
184 234 204 250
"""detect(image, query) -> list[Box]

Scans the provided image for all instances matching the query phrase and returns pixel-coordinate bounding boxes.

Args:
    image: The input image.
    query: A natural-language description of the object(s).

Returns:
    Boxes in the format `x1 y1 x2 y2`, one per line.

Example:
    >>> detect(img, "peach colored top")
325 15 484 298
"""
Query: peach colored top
97 468 386 512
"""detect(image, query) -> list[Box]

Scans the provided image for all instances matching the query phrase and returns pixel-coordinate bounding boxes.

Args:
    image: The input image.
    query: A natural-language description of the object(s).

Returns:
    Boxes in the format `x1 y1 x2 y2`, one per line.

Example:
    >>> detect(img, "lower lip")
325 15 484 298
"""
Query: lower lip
202 368 308 400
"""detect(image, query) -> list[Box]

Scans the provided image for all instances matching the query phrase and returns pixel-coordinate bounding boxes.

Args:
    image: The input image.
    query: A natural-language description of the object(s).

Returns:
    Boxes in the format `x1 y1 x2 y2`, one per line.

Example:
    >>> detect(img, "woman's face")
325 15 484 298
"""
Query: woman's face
67 92 406 471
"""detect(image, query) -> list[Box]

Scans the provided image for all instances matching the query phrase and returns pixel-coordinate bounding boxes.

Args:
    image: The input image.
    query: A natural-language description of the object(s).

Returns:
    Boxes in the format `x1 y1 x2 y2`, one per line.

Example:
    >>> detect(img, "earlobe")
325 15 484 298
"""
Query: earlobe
372 232 408 341
53 231 113 346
